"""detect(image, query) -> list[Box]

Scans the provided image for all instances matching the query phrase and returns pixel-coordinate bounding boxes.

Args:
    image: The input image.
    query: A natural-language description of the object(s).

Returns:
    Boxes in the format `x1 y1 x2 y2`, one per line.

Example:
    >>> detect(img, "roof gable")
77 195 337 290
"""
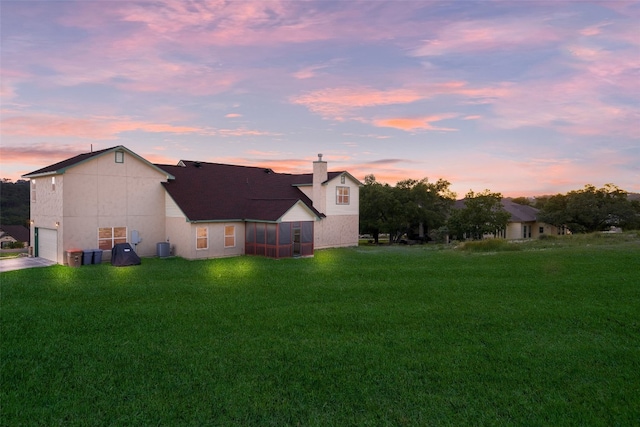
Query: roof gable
22 146 174 179
292 171 362 187
159 161 324 222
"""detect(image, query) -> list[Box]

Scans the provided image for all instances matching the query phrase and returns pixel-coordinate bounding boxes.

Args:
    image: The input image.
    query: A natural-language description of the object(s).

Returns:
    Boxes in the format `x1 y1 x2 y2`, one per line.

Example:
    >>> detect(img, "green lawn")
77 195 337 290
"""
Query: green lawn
2 234 640 426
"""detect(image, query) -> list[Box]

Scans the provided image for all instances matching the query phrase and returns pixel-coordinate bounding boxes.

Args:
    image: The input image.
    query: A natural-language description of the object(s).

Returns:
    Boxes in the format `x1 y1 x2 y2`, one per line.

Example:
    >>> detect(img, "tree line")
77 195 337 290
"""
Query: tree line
0 179 30 226
360 176 640 243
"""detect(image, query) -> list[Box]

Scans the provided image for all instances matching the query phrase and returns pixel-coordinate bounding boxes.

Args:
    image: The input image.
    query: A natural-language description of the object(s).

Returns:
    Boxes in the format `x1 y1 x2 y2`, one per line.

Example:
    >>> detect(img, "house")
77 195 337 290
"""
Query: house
499 199 566 239
0 225 30 248
452 198 566 240
22 146 361 264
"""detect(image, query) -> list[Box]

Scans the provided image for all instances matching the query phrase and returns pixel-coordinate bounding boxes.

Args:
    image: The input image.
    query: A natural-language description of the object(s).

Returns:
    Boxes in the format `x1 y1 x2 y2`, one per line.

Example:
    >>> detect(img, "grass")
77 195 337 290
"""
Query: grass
2 233 640 425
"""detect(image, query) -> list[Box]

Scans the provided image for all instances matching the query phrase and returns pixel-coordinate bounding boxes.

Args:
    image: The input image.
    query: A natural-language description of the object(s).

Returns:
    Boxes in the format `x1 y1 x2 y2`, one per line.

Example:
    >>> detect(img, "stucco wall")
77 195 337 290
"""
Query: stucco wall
166 217 245 260
29 176 64 262
28 150 170 263
314 214 359 249
59 151 168 259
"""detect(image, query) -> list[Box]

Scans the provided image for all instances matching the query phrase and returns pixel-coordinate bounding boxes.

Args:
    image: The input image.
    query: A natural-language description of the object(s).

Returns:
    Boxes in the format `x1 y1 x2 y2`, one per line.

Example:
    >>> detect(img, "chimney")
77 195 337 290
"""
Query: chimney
312 153 327 213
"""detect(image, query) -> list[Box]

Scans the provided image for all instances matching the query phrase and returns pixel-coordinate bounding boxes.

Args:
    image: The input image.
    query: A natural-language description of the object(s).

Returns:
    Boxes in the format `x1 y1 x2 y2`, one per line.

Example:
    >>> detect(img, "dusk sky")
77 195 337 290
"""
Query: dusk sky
1 0 638 197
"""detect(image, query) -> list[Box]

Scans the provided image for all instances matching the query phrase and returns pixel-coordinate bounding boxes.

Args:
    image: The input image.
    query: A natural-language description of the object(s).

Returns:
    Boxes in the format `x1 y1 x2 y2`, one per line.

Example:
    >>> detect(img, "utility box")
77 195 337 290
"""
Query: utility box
67 250 82 267
157 242 170 258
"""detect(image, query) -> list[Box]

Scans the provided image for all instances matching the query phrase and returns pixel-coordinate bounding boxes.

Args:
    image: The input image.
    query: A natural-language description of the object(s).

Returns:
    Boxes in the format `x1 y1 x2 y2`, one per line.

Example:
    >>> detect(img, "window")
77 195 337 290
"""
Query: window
539 226 544 234
51 176 56 191
224 225 235 248
115 150 124 163
31 180 36 202
341 175 346 184
196 227 208 250
98 227 127 250
336 186 350 205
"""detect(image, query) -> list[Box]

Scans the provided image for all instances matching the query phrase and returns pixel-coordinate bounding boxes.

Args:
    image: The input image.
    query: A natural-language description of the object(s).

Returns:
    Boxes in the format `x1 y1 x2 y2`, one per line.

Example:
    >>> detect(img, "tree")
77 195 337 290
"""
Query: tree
359 175 455 244
447 190 511 240
538 184 638 233
359 175 396 244
511 197 532 206
0 179 30 226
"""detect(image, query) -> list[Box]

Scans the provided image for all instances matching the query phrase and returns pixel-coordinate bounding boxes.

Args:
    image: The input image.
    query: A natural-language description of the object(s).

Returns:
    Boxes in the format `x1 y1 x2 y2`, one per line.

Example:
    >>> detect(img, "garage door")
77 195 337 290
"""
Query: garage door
37 228 58 262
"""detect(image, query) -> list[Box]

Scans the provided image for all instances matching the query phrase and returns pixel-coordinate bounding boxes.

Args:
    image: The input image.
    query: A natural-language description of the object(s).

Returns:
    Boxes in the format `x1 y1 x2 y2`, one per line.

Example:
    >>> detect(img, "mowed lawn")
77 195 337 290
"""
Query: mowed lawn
2 235 640 426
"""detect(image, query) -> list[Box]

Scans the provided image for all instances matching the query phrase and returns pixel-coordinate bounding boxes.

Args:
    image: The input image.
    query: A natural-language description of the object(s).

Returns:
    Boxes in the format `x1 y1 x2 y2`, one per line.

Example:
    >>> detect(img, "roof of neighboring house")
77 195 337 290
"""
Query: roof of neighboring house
453 198 539 222
22 146 174 179
0 225 30 243
158 161 348 222
501 199 539 222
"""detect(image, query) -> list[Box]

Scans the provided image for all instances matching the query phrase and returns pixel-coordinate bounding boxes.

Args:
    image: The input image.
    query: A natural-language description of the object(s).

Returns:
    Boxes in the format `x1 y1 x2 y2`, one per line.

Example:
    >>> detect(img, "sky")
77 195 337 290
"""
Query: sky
1 0 639 197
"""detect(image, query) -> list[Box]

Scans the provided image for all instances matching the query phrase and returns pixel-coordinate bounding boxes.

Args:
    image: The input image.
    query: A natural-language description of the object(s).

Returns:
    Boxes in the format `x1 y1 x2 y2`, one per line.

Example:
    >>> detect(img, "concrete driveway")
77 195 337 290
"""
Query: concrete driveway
0 257 57 273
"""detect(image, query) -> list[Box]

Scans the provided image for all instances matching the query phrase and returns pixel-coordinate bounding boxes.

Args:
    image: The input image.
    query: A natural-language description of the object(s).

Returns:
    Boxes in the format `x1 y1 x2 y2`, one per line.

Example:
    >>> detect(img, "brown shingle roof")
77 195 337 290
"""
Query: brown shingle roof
22 147 114 177
22 146 173 179
159 161 327 222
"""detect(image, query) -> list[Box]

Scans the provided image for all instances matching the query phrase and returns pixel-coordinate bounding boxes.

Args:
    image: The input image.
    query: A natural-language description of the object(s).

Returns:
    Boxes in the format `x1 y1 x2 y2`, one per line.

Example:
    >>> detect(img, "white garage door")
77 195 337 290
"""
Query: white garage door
38 228 58 262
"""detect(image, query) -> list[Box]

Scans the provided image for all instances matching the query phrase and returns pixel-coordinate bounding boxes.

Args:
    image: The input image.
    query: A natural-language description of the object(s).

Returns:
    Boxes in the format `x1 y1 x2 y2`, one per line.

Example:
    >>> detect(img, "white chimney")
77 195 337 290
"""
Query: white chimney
312 154 327 213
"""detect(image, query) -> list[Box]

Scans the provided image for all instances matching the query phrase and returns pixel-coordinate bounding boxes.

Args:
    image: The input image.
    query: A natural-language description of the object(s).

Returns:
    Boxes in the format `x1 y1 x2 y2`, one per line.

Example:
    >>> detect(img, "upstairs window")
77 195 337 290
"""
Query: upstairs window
51 176 56 191
31 180 36 202
336 186 350 205
115 150 124 163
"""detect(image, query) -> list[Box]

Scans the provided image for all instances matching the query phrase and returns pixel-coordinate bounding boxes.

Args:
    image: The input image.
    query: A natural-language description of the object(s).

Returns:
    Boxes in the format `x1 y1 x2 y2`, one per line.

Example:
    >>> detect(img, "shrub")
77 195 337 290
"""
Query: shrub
458 238 521 252
5 241 26 249
538 234 557 241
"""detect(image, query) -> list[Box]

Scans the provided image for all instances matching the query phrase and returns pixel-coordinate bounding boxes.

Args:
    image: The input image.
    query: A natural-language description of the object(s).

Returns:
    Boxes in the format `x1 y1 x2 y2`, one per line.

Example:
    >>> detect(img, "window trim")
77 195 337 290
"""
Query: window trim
98 226 127 250
115 150 124 163
224 225 236 248
196 226 208 250
336 186 350 205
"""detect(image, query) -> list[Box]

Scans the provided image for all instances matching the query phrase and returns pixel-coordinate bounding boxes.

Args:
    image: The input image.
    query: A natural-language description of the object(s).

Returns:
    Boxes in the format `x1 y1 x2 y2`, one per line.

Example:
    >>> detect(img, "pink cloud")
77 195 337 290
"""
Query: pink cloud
225 113 243 118
291 87 424 118
0 144 84 166
411 18 561 57
1 114 202 140
373 114 458 131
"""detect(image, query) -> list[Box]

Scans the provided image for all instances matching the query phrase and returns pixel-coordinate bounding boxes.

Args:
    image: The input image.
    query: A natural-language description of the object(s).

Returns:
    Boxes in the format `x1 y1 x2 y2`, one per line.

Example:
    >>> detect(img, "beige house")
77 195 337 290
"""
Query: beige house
22 146 361 264
497 199 567 239
452 198 567 240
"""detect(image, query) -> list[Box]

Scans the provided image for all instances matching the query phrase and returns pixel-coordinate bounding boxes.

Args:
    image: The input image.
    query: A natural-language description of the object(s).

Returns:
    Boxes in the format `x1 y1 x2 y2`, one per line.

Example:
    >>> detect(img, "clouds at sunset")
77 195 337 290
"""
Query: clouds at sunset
1 0 638 196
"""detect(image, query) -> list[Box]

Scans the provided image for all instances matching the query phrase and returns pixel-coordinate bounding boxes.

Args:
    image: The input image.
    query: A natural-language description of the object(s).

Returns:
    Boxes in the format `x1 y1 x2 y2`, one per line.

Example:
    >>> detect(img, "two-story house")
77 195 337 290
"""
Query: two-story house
22 146 361 264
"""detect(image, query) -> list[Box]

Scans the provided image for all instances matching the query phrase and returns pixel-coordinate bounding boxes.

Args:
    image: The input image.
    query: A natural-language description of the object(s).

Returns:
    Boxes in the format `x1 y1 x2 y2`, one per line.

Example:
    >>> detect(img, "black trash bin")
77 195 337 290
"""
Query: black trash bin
93 249 103 264
82 250 93 265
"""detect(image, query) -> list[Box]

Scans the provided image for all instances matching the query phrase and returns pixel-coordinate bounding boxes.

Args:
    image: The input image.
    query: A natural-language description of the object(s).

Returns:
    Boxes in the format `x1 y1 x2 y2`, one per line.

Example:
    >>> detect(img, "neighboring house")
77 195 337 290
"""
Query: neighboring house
0 225 30 248
453 198 566 240
499 199 566 239
22 146 361 264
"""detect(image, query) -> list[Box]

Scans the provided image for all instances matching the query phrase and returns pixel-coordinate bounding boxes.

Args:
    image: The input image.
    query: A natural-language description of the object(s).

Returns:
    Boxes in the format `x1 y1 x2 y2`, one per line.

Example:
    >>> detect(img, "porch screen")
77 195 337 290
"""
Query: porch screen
245 221 314 258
